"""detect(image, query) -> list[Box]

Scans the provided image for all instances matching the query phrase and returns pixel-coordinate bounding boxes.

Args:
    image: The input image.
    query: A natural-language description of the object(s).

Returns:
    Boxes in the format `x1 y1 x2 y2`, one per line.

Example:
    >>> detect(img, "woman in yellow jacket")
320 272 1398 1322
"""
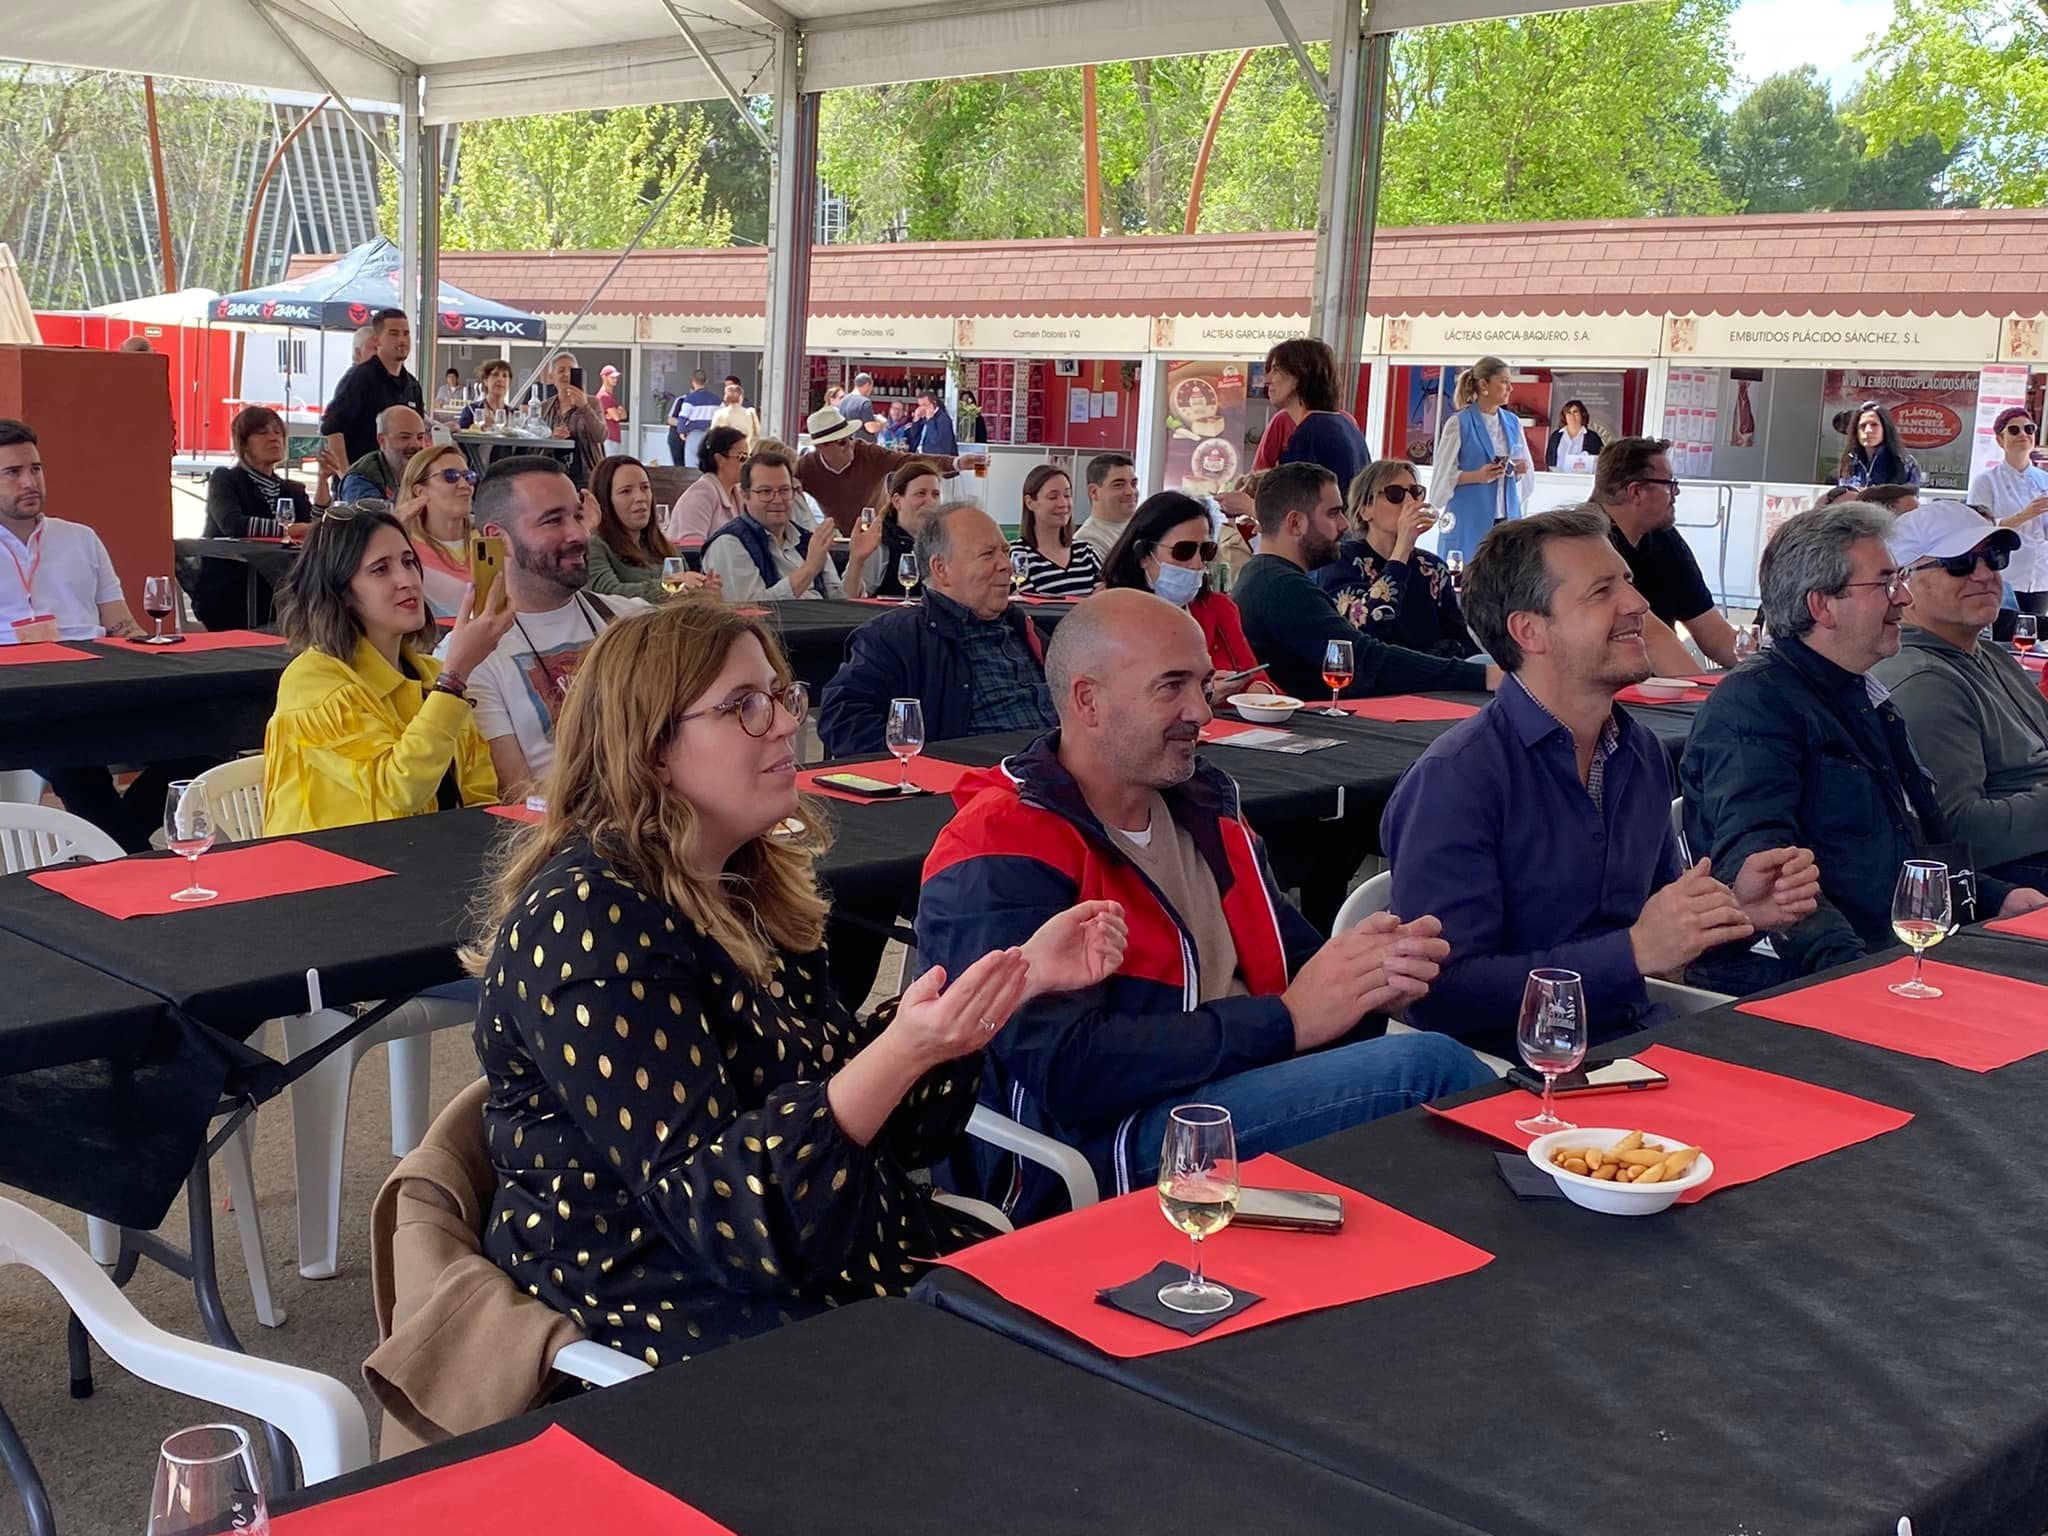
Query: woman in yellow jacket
264 505 514 834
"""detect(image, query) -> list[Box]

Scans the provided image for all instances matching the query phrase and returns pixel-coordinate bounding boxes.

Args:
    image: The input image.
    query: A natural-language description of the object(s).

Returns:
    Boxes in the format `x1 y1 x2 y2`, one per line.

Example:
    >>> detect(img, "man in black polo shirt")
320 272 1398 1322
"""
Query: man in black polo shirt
320 307 423 476
1592 435 1740 671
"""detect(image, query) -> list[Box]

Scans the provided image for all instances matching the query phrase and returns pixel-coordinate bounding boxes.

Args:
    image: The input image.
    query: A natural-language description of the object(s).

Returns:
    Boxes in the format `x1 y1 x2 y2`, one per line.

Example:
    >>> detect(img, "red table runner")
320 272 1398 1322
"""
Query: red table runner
107 629 287 654
1985 904 2048 942
31 841 393 920
796 757 970 804
0 643 98 665
1687 672 1728 686
1324 696 1482 723
1200 717 1270 742
1737 958 2048 1072
485 803 542 825
271 1424 736 1534
936 1153 1493 1358
1616 683 1713 706
1427 1044 1910 1203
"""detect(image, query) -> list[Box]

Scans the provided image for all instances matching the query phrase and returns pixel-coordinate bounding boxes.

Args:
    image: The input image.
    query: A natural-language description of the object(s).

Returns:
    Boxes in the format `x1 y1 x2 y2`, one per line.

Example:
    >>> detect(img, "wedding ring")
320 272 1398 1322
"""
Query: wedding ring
978 1016 998 1033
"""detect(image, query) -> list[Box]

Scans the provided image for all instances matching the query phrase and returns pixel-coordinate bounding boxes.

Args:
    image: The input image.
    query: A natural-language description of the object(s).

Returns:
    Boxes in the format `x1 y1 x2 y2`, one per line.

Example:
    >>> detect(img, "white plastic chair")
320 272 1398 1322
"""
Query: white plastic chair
0 1195 369 1484
184 766 478 1279
551 1338 654 1388
0 771 44 806
0 804 283 1328
1333 867 1513 1076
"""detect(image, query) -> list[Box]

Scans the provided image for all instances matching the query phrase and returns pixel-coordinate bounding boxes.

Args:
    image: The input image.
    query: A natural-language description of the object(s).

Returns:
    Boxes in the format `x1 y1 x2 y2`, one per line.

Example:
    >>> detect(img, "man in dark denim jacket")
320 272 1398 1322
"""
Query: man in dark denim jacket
1682 501 2048 991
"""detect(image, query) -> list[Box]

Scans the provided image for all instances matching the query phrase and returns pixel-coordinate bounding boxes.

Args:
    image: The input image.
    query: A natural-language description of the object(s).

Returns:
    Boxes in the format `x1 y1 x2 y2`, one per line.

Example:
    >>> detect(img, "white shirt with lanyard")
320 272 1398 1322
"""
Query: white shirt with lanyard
0 517 124 643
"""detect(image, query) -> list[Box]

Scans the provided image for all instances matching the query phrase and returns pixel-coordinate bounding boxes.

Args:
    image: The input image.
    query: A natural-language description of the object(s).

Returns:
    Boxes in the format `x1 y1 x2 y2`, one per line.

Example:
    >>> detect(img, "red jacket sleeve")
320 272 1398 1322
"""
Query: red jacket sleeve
1196 591 1259 674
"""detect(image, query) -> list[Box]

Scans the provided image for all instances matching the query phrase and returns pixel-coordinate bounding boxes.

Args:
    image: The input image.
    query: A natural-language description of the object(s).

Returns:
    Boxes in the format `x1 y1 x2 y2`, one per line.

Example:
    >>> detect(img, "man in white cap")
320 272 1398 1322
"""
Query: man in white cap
795 405 955 537
596 364 625 455
1874 501 2048 885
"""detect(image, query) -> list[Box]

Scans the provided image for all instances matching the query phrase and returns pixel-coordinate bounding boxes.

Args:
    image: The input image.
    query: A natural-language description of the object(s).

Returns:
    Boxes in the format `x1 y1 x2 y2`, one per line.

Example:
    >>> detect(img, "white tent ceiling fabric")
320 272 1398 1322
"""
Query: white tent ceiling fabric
7 0 1597 121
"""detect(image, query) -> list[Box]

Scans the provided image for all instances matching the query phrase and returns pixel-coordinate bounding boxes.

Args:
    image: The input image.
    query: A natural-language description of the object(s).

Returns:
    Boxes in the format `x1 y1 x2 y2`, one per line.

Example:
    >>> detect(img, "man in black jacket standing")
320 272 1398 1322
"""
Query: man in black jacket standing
1233 462 1499 700
319 307 422 493
819 504 1056 756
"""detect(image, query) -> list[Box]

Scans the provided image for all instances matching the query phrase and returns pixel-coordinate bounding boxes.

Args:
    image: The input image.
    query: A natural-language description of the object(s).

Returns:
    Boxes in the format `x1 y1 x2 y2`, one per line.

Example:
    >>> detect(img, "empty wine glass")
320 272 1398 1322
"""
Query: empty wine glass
884 697 926 792
1733 623 1762 662
897 552 922 602
1889 859 1952 999
1156 1104 1239 1316
1514 968 1588 1135
163 781 218 904
141 576 176 643
146 1423 267 1535
1434 506 1457 535
1319 638 1353 717
654 502 671 537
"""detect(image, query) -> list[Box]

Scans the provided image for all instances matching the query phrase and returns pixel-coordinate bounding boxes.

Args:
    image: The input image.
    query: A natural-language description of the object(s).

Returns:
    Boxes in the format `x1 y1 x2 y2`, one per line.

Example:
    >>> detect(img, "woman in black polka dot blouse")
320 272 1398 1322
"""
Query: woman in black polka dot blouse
466 599 1125 1365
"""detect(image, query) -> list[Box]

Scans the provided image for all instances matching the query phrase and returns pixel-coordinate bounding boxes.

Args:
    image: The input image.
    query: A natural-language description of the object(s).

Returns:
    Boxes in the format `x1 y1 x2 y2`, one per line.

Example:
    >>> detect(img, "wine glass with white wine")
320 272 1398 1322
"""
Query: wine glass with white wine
1156 1104 1239 1315
1889 859 1952 999
660 556 690 597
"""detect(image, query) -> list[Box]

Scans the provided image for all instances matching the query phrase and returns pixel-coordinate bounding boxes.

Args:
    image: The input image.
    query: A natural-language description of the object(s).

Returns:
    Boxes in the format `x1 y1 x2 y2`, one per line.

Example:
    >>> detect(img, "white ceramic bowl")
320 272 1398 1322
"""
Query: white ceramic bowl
1525 1127 1714 1216
1229 693 1304 724
1633 678 1693 701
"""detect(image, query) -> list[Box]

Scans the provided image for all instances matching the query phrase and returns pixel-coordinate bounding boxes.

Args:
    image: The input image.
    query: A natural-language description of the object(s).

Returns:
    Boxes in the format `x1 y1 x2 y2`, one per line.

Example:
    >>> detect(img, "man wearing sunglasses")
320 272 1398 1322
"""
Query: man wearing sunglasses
1874 504 2048 887
1682 501 2048 993
1969 407 2048 615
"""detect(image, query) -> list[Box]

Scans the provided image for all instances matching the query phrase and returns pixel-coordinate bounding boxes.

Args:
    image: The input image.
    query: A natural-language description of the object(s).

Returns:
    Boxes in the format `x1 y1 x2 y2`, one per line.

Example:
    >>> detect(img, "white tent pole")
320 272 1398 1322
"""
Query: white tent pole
1311 0 1387 395
399 75 422 393
658 0 775 154
760 30 816 445
241 0 403 174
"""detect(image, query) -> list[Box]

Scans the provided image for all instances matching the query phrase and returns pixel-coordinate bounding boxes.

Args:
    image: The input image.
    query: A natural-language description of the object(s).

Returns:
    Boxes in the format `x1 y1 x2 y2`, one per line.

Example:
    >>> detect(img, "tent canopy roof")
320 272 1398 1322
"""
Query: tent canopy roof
214 237 547 338
8 0 1604 122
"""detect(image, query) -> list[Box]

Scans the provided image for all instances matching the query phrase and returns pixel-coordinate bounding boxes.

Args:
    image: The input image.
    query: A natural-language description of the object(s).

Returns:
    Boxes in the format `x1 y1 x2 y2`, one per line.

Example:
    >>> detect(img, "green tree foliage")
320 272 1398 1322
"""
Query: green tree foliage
816 0 1736 240
1849 0 2043 207
1715 67 1852 214
383 107 733 251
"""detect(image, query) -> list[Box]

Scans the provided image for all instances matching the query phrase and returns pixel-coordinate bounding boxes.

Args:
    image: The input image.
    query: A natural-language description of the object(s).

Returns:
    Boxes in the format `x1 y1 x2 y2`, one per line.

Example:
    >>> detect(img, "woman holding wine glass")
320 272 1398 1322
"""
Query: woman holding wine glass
847 460 944 600
194 405 315 631
463 598 1125 1360
261 506 510 835
587 454 715 603
1317 460 1475 658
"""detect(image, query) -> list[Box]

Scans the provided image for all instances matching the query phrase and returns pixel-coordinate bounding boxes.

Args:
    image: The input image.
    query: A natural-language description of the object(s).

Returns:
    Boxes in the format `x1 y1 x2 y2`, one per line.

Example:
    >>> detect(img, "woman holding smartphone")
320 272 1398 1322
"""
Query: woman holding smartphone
1427 355 1532 569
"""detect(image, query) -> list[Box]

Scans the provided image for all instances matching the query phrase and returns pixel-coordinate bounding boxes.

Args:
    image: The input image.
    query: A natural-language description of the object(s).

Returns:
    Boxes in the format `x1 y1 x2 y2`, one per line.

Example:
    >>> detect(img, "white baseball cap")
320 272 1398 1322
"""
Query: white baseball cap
1887 502 2019 570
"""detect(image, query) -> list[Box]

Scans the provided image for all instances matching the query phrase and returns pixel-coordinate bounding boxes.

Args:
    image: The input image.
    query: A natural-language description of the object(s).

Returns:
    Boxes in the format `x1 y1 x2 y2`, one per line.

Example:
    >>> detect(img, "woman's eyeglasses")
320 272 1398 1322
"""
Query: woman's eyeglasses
1381 485 1424 505
670 681 808 739
436 467 480 486
1151 539 1218 563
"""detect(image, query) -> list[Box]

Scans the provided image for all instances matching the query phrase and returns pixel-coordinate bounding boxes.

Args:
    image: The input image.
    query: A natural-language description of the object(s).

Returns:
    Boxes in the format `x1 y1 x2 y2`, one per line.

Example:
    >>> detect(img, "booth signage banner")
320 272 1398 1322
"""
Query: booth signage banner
637 313 765 349
538 312 636 345
804 315 954 353
1152 315 1328 357
1384 312 1662 361
2001 317 2046 363
1663 312 2001 365
1817 369 1980 490
1971 364 2032 482
1163 359 1249 493
955 314 1151 355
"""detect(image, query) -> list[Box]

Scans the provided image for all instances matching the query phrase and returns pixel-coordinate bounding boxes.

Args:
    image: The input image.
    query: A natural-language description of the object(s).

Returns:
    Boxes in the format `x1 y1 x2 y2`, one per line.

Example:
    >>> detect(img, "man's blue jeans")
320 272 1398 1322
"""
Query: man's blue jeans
1128 1031 1492 1184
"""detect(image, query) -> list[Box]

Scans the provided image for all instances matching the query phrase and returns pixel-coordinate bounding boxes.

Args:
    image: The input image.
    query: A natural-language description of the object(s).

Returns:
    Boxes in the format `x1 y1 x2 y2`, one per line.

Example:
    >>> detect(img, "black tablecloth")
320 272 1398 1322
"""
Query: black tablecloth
175 538 299 589
277 1299 1474 1535
0 637 288 771
917 926 2048 1536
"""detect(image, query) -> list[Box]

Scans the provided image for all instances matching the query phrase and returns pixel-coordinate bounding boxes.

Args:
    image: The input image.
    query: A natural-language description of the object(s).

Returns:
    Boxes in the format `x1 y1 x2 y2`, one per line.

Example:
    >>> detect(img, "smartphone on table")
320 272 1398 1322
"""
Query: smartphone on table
813 772 915 799
468 534 506 615
1233 1187 1344 1233
1503 1057 1670 1098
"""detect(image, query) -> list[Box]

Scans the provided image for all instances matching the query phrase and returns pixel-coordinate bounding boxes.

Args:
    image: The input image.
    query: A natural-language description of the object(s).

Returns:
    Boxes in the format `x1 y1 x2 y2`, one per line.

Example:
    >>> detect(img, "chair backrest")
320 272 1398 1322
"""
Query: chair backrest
191 756 266 844
0 802 124 874
1332 869 1394 934
0 1195 370 1482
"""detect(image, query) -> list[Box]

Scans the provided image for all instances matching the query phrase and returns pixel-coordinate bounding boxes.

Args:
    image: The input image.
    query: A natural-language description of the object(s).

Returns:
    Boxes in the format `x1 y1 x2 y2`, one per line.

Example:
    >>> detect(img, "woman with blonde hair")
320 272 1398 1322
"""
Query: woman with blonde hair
1316 460 1473 657
466 601 1125 1360
1426 355 1532 568
394 443 478 619
263 506 509 834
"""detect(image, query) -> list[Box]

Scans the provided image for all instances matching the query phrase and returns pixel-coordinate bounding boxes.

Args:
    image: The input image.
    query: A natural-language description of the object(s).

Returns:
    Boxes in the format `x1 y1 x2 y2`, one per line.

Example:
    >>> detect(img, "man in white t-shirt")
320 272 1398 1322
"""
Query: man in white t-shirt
451 454 651 801
3 417 199 851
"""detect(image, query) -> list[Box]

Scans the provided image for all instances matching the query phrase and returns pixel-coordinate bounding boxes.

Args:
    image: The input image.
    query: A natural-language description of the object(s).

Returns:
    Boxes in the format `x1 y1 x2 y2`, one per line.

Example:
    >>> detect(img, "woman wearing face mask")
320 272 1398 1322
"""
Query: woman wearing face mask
1103 492 1272 691
262 507 513 835
846 459 943 599
1316 460 1473 658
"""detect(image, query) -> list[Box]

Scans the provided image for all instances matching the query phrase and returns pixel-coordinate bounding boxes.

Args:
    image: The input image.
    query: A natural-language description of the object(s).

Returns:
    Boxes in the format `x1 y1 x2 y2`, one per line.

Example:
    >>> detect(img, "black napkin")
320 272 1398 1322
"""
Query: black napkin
1495 1150 1564 1201
1096 1261 1265 1336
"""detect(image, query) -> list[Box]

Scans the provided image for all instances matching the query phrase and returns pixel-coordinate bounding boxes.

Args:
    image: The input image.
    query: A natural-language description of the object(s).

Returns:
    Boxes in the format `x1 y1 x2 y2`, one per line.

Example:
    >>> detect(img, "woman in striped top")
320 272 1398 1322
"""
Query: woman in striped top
1009 464 1103 598
1970 405 2048 611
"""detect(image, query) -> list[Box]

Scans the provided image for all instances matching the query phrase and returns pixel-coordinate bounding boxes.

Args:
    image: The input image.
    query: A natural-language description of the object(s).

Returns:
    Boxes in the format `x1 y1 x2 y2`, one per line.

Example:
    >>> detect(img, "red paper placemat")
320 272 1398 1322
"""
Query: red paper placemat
0 643 98 665
1327 695 1482 723
271 1424 736 1534
937 1153 1493 1358
30 840 393 920
1200 717 1267 742
1736 958 2048 1071
1986 904 2048 941
1427 1043 1910 1202
1687 672 1728 686
1616 683 1713 705
486 802 542 825
108 629 287 654
797 757 970 804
